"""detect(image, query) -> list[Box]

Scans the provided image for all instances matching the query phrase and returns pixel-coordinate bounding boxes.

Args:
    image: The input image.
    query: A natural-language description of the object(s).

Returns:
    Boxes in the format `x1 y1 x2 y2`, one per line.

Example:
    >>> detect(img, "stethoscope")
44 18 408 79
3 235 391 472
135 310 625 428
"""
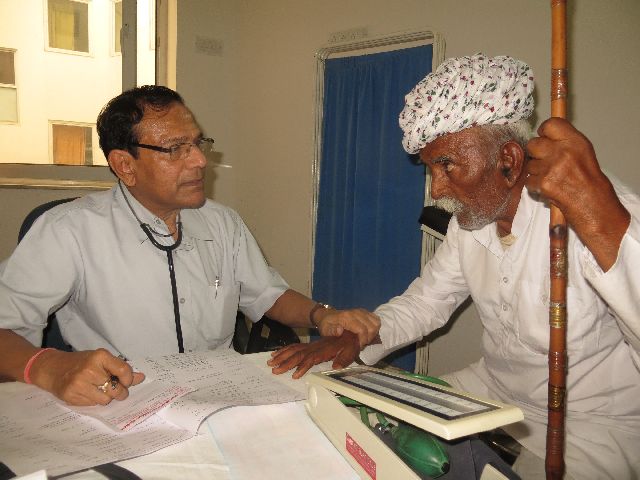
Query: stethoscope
119 181 185 353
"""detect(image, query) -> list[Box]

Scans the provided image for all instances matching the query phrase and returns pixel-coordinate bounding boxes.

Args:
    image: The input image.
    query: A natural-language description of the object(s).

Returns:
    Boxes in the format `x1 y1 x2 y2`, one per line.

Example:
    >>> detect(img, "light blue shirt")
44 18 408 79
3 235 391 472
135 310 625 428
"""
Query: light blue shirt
0 185 288 359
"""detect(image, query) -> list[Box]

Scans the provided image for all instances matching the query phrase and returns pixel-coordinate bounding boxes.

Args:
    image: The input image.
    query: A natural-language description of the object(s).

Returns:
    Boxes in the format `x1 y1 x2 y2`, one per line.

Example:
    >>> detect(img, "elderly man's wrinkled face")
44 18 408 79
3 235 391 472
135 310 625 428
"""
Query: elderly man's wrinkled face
420 127 510 231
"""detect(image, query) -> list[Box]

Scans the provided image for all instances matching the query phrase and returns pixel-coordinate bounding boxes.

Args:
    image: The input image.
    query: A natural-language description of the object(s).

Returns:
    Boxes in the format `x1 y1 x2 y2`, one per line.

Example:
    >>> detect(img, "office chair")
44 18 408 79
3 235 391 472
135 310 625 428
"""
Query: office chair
17 197 299 354
233 312 300 354
419 205 452 239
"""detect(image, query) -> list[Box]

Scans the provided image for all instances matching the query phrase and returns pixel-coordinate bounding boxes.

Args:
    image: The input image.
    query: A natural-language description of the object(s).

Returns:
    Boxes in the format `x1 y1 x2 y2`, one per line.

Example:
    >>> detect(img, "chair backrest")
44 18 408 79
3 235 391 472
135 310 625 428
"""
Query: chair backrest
419 205 452 237
233 313 300 354
18 197 77 350
18 197 77 243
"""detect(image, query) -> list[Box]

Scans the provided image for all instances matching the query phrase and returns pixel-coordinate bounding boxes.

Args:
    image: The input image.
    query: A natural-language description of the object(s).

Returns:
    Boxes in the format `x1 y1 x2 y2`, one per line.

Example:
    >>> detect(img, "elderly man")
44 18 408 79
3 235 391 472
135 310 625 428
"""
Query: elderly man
0 85 379 407
269 54 640 479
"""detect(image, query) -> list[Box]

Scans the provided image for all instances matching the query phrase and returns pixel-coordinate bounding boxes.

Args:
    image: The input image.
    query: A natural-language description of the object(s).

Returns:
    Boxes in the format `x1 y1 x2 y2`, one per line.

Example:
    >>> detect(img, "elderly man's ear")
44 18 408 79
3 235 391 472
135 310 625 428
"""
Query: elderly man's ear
498 141 526 187
108 150 137 187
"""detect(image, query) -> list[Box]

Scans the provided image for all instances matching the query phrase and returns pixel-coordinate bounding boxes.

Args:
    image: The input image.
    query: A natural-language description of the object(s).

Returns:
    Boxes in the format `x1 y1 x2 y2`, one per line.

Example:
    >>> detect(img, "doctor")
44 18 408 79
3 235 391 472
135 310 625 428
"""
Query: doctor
0 85 379 407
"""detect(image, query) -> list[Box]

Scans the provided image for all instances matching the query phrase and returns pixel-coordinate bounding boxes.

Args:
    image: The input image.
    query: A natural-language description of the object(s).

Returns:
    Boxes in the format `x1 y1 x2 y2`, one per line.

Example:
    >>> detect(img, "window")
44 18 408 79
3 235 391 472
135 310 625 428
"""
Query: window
0 49 17 123
47 0 90 53
114 0 122 54
51 123 93 165
0 0 173 167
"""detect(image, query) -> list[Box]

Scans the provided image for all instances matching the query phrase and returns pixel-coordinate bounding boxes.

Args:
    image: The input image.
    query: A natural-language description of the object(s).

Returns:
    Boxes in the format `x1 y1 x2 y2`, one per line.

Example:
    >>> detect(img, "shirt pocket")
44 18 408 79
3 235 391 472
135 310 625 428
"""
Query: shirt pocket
516 280 599 355
200 282 241 342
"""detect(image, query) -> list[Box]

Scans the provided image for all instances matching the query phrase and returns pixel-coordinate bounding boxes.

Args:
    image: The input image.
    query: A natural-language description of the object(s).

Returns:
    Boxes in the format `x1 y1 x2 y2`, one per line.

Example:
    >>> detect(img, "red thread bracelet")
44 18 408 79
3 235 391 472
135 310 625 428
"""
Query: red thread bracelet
23 348 55 384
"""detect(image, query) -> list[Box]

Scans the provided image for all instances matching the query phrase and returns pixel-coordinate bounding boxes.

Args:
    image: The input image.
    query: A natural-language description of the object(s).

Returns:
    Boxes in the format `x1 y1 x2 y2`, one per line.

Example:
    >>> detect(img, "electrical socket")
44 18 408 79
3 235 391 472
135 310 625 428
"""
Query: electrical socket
195 36 223 56
328 27 368 44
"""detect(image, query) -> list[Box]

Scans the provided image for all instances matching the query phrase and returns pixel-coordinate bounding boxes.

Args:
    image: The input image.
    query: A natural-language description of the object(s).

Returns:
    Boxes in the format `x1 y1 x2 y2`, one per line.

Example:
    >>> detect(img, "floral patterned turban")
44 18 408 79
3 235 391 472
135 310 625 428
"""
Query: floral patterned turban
399 53 535 154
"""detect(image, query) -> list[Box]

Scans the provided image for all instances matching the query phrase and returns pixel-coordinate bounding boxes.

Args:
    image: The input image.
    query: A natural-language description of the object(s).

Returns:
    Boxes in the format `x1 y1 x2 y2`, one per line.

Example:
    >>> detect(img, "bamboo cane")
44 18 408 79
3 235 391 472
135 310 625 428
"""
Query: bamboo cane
546 1 568 478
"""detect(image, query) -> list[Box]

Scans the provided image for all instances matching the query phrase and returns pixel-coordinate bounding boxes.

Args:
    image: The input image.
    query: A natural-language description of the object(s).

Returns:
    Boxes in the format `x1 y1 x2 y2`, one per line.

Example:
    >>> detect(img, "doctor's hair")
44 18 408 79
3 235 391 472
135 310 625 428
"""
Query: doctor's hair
97 85 185 158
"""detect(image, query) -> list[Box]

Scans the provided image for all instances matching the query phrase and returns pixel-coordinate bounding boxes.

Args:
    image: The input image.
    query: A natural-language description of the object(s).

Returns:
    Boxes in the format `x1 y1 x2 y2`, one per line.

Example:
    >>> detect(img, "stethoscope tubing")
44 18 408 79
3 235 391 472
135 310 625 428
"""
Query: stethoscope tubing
139 222 185 353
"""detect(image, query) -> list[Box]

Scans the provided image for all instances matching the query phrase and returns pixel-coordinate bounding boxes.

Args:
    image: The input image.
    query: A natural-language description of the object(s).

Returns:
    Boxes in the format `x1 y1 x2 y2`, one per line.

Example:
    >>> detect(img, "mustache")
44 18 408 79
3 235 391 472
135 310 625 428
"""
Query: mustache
434 197 463 215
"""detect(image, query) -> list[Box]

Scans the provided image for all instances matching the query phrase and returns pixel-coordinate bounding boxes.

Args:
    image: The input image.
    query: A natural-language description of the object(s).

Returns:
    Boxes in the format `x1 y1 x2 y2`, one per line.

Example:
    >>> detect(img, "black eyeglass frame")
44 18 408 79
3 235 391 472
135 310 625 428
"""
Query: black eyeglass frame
131 137 215 159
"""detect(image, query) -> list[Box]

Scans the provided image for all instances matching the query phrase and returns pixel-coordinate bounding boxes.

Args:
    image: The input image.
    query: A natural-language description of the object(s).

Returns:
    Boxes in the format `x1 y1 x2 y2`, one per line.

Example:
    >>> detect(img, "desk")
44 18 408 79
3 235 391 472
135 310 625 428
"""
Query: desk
4 353 358 480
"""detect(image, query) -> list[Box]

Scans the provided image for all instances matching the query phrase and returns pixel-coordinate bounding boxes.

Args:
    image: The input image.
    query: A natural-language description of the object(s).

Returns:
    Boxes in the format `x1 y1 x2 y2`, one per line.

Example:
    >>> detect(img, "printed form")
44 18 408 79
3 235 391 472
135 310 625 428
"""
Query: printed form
0 350 305 477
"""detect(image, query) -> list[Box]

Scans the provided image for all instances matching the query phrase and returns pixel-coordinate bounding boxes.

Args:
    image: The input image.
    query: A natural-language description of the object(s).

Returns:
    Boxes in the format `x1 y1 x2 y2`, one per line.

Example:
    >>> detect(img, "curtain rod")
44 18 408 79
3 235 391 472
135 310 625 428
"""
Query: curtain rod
315 30 439 61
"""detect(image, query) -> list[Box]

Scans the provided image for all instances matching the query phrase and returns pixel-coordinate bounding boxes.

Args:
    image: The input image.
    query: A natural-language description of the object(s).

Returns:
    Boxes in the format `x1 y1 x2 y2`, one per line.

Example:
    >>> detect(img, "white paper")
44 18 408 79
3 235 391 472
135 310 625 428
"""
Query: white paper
0 349 306 477
70 381 194 430
206 402 359 480
0 384 193 477
133 349 306 432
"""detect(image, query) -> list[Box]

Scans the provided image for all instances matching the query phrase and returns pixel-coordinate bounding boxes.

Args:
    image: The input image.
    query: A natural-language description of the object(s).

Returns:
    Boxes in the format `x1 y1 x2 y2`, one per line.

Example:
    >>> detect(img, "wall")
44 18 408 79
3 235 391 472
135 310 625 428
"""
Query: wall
175 0 640 374
1 0 638 373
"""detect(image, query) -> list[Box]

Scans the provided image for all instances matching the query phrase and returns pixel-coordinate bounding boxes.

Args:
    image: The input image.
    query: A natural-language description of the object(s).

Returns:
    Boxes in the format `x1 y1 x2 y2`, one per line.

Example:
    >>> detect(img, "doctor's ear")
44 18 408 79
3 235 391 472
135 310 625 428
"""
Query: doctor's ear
108 149 137 187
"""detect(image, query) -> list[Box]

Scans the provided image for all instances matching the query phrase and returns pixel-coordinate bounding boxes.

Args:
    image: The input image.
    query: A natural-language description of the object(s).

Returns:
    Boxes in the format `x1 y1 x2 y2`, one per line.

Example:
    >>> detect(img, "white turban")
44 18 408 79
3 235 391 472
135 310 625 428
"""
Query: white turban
399 53 535 154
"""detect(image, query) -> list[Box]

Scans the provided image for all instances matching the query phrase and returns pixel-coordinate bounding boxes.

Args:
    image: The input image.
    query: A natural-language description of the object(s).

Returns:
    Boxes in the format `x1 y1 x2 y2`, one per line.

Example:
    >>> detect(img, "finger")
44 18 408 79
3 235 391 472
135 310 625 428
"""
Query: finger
101 354 136 387
271 351 306 374
537 117 574 140
94 391 115 406
356 331 368 350
525 136 552 161
333 338 360 369
91 374 122 404
349 314 379 346
333 349 358 369
270 343 301 356
131 371 145 386
292 356 319 379
267 344 307 366
363 315 381 344
114 383 131 401
324 325 344 337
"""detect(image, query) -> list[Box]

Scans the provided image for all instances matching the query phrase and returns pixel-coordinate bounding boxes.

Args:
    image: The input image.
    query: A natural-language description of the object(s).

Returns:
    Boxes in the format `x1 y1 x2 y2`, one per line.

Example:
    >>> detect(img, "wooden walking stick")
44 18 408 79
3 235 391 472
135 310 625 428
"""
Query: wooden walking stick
546 1 568 478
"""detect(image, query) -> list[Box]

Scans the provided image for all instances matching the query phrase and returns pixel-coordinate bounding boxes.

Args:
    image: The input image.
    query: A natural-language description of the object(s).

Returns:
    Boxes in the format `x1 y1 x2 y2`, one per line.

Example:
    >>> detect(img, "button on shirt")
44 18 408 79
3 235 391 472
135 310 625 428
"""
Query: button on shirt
0 186 288 359
360 177 640 478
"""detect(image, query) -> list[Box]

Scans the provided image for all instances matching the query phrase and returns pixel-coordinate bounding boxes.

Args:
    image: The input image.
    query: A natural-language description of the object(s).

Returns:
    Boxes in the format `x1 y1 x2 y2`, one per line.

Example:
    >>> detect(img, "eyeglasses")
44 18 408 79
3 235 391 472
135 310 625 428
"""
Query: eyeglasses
132 137 215 161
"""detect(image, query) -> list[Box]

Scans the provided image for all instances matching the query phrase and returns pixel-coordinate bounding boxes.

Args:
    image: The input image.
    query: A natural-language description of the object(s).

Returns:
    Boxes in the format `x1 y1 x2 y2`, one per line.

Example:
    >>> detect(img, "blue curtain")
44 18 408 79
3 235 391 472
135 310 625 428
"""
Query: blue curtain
313 45 432 370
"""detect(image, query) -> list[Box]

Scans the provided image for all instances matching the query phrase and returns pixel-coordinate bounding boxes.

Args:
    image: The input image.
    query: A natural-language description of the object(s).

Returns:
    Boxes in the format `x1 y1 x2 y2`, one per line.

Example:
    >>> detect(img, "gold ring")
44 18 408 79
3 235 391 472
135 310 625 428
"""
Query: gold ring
97 380 110 393
97 375 119 393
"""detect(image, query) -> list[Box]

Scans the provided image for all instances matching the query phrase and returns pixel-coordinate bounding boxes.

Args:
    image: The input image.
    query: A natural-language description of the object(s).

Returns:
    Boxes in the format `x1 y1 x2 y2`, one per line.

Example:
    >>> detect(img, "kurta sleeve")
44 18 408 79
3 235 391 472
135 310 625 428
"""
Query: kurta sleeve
360 218 471 365
581 214 640 359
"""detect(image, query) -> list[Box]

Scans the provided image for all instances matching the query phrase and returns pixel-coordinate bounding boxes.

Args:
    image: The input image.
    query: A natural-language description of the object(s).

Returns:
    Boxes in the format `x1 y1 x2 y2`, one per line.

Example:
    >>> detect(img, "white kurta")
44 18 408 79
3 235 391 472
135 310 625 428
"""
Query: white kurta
361 179 640 479
0 185 288 359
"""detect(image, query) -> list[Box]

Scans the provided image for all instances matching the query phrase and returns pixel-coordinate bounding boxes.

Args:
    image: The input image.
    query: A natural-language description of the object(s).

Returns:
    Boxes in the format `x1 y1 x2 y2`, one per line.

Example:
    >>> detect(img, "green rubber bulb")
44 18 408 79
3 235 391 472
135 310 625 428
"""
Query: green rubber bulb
390 422 450 478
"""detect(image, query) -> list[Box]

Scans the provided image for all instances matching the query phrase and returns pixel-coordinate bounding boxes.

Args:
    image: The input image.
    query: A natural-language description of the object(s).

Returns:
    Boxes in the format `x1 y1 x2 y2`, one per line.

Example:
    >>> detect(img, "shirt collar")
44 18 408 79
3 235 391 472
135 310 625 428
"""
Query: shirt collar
470 187 539 257
510 186 542 238
116 183 173 244
115 183 215 242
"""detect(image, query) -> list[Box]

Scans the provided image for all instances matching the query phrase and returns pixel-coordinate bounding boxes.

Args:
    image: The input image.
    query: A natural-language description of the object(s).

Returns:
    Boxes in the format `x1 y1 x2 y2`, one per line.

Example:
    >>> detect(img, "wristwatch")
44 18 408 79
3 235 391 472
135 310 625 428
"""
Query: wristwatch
309 302 331 328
